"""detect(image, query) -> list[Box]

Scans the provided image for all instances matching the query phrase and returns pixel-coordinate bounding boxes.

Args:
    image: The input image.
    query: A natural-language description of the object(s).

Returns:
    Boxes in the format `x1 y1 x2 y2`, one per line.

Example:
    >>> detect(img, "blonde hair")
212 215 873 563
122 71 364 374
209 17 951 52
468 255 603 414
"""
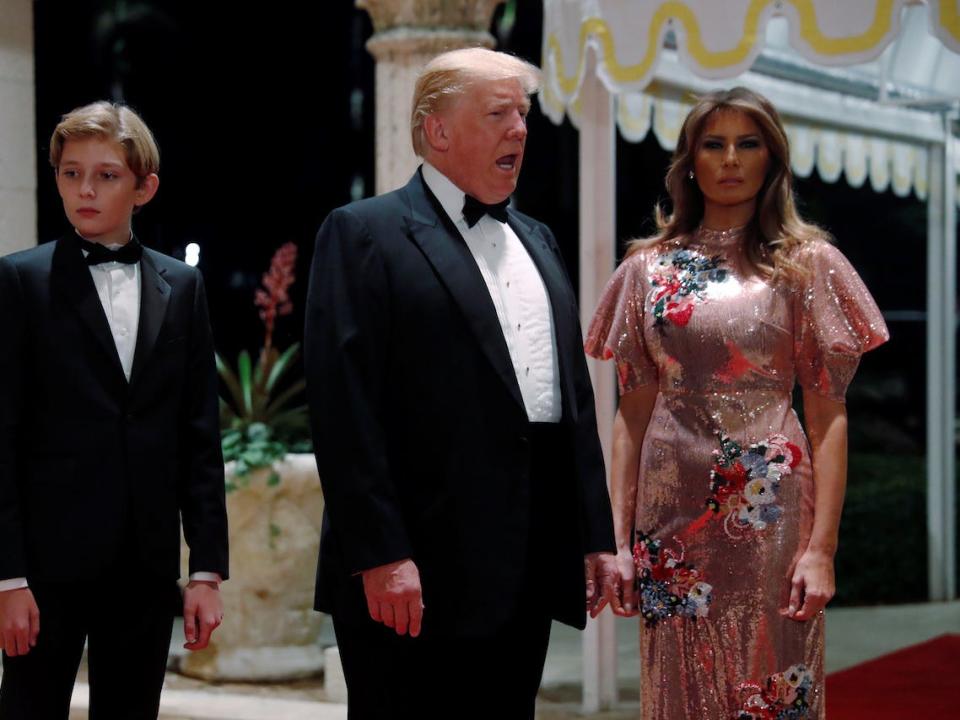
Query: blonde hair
49 101 160 183
410 47 541 157
629 87 824 284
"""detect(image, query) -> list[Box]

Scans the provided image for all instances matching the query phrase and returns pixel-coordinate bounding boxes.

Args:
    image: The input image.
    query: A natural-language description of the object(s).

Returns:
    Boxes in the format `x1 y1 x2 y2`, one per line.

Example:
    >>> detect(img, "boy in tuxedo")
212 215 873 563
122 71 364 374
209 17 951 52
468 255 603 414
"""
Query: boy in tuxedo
0 102 229 719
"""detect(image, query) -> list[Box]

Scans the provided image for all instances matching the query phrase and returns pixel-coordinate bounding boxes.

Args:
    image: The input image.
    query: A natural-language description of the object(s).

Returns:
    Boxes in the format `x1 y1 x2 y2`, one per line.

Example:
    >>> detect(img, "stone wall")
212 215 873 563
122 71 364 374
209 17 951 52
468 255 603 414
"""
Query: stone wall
0 0 36 256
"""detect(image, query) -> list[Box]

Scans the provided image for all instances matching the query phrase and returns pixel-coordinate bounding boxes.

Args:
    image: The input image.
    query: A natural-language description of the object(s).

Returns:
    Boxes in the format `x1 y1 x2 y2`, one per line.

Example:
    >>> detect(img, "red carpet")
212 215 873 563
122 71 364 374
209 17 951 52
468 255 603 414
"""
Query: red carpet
826 634 960 717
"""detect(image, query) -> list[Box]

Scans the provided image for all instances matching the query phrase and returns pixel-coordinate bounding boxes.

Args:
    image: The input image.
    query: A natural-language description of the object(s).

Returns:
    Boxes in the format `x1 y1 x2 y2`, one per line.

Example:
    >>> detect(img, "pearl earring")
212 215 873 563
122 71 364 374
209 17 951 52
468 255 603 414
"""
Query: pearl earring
688 170 695 180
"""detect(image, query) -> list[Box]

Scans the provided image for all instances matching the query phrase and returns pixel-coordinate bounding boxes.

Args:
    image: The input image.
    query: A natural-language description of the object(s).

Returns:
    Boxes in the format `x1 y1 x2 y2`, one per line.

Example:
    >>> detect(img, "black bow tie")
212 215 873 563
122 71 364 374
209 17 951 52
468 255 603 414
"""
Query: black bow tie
78 236 143 266
462 195 510 228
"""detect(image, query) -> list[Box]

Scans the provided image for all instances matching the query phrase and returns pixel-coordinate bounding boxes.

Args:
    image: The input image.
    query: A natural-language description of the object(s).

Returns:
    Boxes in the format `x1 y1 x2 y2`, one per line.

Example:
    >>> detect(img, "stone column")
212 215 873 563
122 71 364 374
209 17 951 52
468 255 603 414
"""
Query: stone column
357 0 503 195
0 0 36 255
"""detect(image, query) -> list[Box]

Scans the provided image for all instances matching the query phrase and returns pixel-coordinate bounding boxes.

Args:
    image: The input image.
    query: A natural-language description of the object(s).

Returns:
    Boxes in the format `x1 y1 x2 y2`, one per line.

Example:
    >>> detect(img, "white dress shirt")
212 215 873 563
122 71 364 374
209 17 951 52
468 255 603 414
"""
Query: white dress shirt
421 163 561 423
89 242 141 381
0 235 220 591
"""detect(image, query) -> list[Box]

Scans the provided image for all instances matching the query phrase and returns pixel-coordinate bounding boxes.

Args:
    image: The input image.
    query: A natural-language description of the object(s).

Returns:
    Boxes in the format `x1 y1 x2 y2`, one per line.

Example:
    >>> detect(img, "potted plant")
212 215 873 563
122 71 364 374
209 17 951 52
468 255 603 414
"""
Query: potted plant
177 242 326 682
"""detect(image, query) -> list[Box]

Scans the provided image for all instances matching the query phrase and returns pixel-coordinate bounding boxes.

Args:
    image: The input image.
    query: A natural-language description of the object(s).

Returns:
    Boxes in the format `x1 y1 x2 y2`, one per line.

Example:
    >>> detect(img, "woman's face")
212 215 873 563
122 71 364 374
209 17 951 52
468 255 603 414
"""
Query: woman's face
692 109 771 214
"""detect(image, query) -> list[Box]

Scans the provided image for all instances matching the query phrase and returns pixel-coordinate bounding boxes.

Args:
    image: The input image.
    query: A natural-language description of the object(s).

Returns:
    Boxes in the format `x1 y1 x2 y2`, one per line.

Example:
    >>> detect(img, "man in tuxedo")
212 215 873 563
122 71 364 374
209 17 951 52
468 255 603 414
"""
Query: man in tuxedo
0 102 228 719
305 48 616 718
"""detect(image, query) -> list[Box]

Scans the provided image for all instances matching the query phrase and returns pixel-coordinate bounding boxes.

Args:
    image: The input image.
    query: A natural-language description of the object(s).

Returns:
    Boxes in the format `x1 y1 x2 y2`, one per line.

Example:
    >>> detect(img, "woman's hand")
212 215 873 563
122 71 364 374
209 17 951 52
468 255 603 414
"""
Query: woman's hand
783 549 835 621
608 385 657 618
609 547 640 617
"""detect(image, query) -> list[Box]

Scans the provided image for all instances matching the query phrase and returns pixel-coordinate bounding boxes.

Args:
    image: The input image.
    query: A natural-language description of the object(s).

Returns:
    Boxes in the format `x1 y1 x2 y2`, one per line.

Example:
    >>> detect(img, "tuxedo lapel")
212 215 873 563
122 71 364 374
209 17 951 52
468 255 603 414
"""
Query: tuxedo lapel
402 174 526 413
130 249 171 388
51 236 127 383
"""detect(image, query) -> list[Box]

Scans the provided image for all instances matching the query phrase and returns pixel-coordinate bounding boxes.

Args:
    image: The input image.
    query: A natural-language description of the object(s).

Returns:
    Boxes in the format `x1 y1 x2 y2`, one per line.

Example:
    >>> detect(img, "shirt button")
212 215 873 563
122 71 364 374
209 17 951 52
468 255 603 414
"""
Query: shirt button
525 367 530 375
506 281 511 288
517 323 521 331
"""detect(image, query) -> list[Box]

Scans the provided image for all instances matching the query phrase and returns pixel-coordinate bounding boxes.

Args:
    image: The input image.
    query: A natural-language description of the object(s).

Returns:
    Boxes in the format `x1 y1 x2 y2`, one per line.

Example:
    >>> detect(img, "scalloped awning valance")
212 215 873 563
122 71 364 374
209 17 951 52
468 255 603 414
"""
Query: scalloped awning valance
542 0 959 107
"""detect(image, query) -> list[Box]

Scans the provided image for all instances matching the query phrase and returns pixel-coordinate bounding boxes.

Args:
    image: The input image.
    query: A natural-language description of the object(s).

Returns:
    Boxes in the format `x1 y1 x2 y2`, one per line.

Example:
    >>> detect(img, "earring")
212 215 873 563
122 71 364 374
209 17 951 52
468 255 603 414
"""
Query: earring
688 170 695 180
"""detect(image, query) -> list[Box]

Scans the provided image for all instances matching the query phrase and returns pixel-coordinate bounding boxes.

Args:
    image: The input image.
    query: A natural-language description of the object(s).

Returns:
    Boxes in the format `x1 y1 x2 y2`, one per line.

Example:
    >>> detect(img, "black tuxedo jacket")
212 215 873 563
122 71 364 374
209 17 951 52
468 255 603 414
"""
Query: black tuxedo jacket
0 235 229 584
305 170 614 636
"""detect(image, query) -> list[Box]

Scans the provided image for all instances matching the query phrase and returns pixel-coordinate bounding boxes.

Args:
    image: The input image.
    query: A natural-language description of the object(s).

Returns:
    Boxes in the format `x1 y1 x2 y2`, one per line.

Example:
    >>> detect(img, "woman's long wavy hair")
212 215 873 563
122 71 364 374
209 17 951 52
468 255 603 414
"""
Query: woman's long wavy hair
627 87 825 284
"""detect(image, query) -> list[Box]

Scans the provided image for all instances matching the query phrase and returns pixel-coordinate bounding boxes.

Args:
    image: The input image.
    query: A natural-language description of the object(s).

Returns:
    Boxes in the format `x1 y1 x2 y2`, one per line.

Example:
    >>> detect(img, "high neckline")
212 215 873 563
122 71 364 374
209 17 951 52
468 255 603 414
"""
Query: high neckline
694 224 748 248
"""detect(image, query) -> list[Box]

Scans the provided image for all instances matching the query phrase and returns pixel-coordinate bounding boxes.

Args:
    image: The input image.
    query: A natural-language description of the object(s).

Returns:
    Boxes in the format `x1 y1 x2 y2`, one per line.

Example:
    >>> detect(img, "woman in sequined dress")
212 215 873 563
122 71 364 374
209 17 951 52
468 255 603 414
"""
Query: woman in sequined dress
584 87 888 719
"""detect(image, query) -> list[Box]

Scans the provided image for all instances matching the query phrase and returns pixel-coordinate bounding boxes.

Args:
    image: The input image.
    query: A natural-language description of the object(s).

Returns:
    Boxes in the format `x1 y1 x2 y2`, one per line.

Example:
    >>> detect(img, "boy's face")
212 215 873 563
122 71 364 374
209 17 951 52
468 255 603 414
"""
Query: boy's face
55 137 158 246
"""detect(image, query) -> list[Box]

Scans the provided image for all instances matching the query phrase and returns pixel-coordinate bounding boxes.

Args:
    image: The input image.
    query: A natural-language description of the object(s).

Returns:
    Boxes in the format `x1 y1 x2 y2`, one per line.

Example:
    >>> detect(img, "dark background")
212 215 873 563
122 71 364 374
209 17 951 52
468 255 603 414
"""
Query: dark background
32 1 950 603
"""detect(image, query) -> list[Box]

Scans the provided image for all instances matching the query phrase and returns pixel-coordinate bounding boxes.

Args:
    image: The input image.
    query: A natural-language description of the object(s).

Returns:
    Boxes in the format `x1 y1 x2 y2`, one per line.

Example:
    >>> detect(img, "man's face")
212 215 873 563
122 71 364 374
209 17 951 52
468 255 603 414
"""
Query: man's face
55 137 156 246
437 77 530 203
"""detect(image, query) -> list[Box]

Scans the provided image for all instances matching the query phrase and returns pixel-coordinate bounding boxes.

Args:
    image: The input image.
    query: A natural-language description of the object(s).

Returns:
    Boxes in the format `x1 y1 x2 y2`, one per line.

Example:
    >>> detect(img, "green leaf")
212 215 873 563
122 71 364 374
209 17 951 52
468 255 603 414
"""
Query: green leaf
269 413 309 441
290 439 313 453
266 343 300 394
265 380 307 417
246 422 271 442
267 472 281 487
252 348 276 419
241 449 266 466
269 523 281 538
221 430 243 449
216 353 246 419
237 350 253 415
253 348 267 388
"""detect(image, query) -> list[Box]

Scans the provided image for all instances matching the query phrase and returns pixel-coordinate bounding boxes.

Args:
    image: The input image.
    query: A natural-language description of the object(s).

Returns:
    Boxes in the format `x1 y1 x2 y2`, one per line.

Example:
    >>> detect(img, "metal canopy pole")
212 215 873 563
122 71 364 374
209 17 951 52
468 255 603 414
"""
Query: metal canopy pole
926 113 957 601
578 47 619 713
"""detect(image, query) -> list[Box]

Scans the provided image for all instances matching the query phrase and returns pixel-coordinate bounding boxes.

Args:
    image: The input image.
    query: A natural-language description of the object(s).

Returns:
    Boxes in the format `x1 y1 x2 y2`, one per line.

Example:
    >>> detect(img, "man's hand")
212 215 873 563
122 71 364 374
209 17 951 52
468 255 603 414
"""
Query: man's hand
0 588 40 657
361 558 423 637
183 580 223 651
585 552 618 618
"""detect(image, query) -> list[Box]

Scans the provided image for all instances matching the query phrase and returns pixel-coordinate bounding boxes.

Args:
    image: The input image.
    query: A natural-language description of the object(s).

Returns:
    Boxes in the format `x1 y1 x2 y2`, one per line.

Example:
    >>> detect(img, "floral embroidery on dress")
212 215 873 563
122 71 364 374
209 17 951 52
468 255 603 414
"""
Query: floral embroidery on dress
684 434 802 539
735 664 814 720
634 532 712 627
649 248 727 328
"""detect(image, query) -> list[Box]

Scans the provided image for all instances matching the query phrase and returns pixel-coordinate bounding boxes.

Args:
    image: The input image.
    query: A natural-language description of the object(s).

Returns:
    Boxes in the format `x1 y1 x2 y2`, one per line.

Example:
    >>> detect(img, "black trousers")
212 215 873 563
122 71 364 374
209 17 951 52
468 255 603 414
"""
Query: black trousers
331 422 566 720
0 574 178 720
332 597 552 720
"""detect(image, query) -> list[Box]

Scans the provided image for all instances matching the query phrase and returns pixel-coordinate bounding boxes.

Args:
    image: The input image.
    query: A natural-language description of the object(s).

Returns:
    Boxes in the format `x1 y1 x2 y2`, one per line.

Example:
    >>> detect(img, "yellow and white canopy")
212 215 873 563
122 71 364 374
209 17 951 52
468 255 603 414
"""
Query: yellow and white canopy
543 0 960 105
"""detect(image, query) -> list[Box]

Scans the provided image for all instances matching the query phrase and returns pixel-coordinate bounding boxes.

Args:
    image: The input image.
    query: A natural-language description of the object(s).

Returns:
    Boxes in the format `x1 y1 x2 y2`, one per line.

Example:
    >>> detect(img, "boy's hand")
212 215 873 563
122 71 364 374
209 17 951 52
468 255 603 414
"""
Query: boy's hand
182 580 223 651
0 588 40 656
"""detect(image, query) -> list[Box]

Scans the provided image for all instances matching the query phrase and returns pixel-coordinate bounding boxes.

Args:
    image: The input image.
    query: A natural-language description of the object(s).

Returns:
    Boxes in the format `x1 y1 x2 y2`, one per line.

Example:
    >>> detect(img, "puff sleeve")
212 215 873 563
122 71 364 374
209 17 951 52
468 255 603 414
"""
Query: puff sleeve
584 251 659 394
793 241 889 401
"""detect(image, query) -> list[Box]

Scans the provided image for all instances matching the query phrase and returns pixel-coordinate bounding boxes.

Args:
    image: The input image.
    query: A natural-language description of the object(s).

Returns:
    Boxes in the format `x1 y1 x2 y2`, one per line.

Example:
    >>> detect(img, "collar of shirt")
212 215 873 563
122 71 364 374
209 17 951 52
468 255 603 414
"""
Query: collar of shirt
422 162 505 231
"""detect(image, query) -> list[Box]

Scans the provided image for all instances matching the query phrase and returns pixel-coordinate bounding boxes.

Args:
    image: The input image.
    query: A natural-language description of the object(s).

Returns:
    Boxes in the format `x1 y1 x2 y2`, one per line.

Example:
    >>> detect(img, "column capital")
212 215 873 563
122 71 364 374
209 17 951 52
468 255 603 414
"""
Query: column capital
357 0 503 34
357 0 503 59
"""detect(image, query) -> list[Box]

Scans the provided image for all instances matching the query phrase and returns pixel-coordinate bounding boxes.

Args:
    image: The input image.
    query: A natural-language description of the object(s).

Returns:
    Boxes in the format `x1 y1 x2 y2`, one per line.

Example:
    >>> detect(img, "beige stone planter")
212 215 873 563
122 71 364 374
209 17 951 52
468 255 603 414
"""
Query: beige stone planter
177 453 325 681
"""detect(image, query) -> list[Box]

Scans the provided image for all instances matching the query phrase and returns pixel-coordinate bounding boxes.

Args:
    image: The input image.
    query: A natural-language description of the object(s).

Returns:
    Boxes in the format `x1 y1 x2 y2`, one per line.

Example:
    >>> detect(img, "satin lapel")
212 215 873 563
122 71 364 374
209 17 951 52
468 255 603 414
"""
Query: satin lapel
130 250 171 388
507 211 580 421
51 236 127 383
402 174 525 412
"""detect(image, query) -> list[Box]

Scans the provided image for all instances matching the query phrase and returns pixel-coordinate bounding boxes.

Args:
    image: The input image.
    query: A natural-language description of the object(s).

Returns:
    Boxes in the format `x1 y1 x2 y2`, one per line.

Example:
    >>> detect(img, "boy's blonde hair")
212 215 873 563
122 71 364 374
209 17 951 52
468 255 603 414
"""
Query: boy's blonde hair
410 47 541 158
49 101 160 182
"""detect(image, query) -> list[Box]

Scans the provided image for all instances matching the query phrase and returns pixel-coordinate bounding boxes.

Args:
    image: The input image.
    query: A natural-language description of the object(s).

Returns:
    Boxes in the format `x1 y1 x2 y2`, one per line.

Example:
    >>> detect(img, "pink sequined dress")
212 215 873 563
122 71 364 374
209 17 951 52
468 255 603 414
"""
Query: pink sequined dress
584 227 888 719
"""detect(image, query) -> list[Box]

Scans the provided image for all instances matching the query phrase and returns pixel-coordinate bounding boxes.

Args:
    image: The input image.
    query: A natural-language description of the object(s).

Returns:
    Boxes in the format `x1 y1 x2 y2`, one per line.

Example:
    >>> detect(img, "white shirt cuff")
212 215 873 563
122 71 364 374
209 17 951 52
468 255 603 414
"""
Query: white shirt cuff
0 577 29 592
189 572 222 585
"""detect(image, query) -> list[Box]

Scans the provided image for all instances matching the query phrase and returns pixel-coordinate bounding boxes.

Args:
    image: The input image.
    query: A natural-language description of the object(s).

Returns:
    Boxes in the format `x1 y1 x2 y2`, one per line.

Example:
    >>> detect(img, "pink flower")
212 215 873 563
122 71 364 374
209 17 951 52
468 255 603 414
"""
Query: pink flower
254 242 298 352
